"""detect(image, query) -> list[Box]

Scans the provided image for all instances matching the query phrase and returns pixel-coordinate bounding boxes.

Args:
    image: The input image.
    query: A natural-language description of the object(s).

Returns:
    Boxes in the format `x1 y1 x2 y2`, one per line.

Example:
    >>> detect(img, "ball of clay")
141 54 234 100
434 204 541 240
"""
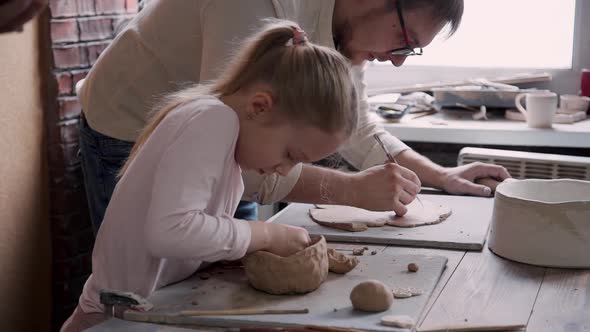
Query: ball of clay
242 236 329 295
350 280 393 312
407 263 419 272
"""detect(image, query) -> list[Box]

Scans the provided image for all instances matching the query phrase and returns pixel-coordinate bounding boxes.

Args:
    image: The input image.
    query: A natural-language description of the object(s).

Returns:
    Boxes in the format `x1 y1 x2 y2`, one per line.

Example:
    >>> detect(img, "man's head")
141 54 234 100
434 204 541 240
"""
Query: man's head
333 0 464 66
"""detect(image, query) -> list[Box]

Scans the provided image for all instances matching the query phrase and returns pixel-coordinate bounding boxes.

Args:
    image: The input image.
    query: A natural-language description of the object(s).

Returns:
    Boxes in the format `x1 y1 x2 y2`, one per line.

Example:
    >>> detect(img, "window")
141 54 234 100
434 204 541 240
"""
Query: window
402 0 576 69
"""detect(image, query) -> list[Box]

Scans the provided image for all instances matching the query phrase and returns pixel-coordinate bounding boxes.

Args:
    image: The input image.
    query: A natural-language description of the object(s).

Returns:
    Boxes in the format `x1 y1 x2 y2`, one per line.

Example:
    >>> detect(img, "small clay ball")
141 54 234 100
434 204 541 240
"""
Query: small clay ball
407 263 419 272
350 280 393 312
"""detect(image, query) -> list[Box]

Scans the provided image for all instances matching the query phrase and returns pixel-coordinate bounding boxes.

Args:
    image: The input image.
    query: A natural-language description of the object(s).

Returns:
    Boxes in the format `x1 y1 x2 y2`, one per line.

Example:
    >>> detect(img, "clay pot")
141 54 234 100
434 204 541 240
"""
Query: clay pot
242 236 329 295
489 179 590 268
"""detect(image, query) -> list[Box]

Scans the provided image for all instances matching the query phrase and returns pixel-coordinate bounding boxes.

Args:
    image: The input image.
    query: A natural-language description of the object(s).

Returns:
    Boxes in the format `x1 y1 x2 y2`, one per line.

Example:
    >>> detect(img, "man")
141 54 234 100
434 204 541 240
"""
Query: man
0 0 47 33
77 0 509 232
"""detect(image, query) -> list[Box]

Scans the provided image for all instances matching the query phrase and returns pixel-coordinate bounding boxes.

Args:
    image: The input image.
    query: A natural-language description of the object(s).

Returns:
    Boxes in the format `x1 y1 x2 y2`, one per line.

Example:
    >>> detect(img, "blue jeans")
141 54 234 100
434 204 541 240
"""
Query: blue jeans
78 115 257 235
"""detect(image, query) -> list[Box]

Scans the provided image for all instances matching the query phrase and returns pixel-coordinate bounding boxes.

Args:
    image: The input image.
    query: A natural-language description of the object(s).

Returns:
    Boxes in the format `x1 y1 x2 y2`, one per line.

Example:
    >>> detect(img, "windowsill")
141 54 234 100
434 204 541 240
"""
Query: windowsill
380 110 590 148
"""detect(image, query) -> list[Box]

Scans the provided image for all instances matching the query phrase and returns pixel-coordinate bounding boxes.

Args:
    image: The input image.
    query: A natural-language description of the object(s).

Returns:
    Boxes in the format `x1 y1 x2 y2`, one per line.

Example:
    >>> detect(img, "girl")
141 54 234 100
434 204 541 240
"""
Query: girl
61 20 358 331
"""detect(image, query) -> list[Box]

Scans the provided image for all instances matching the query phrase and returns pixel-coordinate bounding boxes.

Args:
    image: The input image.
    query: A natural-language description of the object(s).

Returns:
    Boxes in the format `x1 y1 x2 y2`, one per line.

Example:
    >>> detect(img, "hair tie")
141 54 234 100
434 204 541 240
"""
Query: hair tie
287 27 308 46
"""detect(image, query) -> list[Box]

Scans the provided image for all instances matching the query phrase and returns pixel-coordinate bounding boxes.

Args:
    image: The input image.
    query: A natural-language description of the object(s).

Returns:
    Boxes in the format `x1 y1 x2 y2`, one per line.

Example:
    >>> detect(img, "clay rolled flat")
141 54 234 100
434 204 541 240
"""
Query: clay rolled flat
311 200 451 230
312 218 368 232
310 205 390 227
386 199 452 228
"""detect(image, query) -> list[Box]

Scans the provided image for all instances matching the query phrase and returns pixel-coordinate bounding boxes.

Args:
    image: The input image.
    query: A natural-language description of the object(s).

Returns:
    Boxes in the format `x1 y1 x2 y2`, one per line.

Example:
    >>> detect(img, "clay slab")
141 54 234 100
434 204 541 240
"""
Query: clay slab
274 194 494 250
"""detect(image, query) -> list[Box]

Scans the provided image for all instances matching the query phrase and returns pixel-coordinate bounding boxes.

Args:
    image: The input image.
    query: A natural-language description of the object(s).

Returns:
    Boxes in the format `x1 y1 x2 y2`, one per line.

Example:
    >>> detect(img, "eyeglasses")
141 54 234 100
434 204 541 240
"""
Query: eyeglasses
389 1 423 56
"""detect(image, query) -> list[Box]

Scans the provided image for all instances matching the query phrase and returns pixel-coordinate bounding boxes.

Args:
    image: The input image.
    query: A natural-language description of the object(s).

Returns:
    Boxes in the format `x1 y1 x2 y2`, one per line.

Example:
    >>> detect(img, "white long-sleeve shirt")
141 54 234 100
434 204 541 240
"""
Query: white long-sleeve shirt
79 96 251 313
79 0 409 205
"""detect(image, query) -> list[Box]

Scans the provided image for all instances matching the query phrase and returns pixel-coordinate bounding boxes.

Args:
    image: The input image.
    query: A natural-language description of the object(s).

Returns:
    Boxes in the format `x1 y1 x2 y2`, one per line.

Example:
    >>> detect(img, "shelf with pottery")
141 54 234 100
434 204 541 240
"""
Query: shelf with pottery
380 109 590 148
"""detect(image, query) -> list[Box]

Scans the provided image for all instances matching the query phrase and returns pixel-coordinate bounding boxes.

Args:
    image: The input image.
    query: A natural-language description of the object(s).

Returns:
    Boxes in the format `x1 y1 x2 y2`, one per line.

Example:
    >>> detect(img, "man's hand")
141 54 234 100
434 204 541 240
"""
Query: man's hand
440 162 511 197
349 163 421 216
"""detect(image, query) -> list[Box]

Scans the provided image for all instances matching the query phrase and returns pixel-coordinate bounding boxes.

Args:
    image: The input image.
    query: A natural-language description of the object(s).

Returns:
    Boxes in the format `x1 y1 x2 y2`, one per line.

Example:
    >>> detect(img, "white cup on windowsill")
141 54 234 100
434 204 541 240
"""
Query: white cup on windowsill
515 92 557 128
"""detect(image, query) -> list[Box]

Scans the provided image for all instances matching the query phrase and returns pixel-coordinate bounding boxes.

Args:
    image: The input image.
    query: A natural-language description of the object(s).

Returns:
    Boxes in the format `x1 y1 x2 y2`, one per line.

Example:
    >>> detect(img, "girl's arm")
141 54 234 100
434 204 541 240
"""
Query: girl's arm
144 105 251 262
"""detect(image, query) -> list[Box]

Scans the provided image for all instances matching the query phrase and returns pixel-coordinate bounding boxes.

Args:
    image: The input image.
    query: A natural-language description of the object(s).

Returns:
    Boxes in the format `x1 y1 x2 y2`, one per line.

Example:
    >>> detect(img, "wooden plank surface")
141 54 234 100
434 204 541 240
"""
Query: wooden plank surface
418 246 545 331
271 195 494 251
135 253 448 332
526 268 590 331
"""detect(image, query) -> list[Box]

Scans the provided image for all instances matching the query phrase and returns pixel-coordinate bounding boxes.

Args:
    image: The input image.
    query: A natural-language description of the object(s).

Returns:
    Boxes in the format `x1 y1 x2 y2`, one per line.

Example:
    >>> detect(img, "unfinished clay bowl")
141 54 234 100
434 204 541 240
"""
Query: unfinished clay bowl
242 236 329 295
488 179 590 268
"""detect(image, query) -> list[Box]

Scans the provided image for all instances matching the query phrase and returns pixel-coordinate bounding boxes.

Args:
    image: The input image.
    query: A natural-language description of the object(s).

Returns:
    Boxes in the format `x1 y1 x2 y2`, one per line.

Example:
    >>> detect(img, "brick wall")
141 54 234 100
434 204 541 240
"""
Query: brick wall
47 1 138 330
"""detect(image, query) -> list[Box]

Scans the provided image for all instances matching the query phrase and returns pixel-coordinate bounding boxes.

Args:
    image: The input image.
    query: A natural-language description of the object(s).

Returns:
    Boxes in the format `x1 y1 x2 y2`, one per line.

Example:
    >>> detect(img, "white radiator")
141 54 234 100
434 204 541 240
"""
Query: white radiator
458 147 590 180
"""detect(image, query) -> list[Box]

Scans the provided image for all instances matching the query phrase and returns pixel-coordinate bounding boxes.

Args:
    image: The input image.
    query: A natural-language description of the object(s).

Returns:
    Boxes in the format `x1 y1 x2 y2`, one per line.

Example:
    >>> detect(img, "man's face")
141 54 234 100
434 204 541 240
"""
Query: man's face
338 2 446 66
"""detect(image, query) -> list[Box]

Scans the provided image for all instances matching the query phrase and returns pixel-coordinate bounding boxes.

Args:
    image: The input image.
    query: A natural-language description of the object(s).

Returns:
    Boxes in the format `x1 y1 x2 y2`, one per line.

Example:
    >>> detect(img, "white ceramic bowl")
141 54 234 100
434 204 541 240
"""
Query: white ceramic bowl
488 179 590 268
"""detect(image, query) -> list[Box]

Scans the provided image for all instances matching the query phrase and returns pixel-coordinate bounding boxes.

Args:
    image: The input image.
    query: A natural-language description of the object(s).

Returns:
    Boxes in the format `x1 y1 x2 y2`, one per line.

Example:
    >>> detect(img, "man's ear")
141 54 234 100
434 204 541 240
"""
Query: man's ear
246 91 274 121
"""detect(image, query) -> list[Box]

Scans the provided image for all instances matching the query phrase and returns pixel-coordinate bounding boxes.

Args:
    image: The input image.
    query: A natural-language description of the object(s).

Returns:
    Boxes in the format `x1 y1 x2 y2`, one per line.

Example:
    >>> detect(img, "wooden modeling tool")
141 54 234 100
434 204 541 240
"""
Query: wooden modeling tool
373 134 424 207
100 289 309 326
180 308 309 316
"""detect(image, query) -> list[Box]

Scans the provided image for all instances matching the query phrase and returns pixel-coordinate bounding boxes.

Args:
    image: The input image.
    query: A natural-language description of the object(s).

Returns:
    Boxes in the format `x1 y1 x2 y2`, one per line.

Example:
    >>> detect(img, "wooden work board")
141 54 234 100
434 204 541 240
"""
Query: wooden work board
116 253 447 332
271 194 494 251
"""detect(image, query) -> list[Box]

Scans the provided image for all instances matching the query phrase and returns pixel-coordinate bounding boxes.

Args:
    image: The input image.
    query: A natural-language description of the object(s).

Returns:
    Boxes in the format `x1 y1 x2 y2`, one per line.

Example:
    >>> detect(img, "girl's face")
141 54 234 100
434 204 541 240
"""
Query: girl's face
233 92 346 176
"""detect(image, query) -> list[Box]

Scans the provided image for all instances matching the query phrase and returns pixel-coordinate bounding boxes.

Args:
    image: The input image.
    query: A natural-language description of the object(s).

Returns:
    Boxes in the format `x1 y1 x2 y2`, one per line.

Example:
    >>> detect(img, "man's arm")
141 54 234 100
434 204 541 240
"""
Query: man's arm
338 64 510 196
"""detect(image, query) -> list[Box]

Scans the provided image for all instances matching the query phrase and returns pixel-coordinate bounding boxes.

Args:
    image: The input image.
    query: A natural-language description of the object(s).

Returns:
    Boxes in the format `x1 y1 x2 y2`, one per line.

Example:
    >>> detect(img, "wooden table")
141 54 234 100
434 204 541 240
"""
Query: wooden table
88 240 589 332
333 242 589 332
88 213 590 332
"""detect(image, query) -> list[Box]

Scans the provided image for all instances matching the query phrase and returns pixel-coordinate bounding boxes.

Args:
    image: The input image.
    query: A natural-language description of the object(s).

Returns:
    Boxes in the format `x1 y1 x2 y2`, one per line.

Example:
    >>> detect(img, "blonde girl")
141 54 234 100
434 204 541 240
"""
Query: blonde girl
60 20 358 332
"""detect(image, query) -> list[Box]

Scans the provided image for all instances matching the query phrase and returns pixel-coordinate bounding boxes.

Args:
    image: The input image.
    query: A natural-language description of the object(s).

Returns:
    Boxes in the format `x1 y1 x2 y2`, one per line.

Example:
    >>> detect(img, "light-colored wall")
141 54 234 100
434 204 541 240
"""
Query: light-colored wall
0 18 50 331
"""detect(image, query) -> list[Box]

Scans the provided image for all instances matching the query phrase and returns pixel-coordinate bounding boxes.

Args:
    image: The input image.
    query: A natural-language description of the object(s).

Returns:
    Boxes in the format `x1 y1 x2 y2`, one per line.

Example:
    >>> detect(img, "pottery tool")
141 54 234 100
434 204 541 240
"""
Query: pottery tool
100 289 308 327
180 308 309 316
100 289 153 317
411 109 437 119
373 134 423 207
376 103 412 121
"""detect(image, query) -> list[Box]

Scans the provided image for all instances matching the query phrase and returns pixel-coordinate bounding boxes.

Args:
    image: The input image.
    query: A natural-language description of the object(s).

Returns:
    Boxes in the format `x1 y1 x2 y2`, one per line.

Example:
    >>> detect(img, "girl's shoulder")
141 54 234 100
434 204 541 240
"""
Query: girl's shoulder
170 95 239 129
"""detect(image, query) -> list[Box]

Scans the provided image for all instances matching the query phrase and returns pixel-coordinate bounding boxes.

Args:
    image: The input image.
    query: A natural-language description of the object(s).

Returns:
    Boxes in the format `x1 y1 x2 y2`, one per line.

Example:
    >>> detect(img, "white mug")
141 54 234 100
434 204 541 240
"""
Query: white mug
515 92 557 128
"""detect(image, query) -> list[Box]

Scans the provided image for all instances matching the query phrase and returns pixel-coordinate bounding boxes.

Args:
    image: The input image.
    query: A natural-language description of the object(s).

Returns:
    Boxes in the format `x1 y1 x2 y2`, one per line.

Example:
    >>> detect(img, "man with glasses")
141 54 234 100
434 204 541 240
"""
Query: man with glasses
76 0 510 234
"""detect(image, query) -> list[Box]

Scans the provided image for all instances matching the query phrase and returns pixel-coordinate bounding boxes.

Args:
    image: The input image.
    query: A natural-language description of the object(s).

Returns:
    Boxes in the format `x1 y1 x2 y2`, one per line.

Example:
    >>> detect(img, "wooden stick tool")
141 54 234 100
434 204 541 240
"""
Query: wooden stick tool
373 134 424 207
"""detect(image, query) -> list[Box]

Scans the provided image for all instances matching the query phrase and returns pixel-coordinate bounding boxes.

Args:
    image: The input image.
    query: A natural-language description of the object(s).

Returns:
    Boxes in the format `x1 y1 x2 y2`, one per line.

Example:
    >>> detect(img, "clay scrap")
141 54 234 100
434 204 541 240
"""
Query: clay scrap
407 263 419 272
392 286 423 299
242 236 328 295
381 315 415 328
350 280 393 312
310 199 451 232
327 248 359 274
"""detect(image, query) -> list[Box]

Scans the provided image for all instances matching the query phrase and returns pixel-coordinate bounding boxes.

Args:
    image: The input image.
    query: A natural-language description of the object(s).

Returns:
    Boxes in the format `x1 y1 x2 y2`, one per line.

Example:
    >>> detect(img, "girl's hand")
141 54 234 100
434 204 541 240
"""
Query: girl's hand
247 222 311 257
349 163 421 216
266 224 311 257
